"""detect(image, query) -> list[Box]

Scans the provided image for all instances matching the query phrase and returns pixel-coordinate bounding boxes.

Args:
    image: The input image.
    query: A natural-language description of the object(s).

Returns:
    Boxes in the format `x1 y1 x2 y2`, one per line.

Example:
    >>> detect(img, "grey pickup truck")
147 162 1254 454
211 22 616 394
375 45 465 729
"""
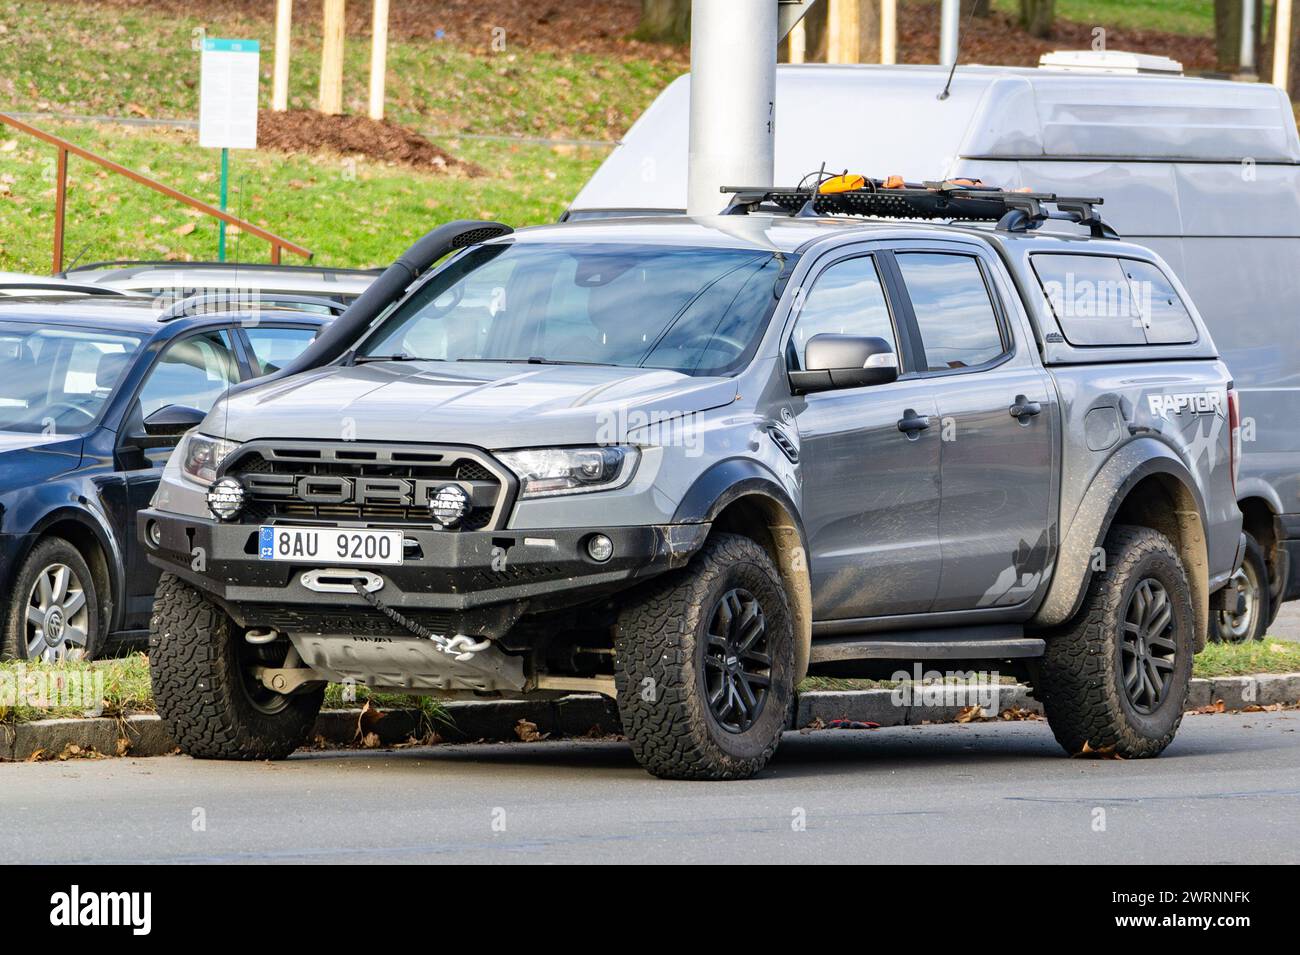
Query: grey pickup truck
140 184 1245 779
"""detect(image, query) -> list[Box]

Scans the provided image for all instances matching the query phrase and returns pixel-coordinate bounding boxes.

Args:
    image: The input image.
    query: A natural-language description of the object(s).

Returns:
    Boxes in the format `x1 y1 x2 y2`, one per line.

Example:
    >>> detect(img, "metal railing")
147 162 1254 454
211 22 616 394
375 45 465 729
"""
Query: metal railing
0 112 312 272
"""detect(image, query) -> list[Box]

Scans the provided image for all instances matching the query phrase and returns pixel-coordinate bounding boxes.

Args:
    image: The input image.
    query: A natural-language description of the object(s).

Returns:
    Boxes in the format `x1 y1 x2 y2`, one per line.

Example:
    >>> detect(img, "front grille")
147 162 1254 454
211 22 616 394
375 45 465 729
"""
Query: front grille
225 441 512 530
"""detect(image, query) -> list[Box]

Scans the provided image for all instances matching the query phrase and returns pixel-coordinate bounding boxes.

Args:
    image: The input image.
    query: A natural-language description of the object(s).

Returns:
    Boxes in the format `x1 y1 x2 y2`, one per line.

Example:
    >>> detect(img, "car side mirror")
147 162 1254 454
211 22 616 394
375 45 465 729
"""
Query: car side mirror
789 334 899 394
130 405 206 449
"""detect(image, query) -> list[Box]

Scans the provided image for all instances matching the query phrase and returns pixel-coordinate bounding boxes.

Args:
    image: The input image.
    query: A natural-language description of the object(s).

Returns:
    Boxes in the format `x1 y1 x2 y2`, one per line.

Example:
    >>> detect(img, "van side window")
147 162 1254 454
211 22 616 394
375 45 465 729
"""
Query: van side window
895 253 1006 370
1030 254 1196 346
789 255 896 370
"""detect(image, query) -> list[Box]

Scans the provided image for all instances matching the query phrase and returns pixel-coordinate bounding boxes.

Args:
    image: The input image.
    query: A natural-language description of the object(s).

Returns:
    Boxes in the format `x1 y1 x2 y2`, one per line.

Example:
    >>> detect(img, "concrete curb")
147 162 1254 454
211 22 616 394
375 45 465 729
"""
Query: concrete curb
3 674 1298 761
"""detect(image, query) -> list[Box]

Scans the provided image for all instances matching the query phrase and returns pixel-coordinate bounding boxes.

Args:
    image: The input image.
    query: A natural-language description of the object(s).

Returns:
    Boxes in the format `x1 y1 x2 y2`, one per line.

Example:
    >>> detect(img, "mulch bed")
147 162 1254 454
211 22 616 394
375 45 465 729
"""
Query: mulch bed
256 109 485 174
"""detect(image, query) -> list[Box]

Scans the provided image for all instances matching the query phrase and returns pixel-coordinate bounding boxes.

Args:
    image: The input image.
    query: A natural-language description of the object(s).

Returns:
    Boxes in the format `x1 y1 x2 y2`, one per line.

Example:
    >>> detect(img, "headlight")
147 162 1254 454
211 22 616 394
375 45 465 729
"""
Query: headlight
179 432 240 486
497 446 639 499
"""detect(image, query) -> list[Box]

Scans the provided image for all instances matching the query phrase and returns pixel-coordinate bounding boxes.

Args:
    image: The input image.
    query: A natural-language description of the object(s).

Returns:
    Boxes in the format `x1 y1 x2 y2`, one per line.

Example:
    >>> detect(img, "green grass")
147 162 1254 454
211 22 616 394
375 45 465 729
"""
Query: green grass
0 651 448 725
987 0 1217 36
0 1 682 140
0 122 604 272
1193 638 1300 677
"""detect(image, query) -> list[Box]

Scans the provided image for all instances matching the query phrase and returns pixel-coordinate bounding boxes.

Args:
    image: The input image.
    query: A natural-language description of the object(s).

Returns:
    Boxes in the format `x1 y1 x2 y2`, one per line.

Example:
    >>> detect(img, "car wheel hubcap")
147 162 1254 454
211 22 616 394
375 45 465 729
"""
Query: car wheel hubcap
24 563 89 662
1121 578 1177 714
702 588 771 734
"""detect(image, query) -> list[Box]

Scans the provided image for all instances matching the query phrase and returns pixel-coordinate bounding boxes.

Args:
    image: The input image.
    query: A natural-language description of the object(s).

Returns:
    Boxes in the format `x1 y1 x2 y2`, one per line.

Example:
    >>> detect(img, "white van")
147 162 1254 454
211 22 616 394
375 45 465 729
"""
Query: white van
568 58 1300 639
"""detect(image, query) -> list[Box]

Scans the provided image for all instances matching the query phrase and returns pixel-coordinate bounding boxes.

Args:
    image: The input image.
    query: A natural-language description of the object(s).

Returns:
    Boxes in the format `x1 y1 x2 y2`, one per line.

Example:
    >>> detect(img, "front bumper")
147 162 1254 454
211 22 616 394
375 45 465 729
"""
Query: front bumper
140 508 709 632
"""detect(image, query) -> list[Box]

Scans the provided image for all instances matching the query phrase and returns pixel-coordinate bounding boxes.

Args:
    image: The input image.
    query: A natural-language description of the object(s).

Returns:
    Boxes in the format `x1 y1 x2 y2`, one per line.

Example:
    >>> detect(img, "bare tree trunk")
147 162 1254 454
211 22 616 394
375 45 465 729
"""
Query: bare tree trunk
635 0 691 44
1262 0 1300 96
803 0 830 61
1019 0 1054 39
1215 0 1264 72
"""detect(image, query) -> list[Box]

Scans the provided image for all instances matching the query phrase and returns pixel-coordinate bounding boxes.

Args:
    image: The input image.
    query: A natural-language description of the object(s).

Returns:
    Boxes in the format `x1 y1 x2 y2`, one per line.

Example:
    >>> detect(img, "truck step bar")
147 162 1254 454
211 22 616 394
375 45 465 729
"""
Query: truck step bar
809 624 1045 664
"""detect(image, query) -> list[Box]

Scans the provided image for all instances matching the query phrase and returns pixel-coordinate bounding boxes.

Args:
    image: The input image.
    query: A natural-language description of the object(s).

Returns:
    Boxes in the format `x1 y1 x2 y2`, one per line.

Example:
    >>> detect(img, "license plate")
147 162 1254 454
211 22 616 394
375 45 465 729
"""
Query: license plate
258 526 404 566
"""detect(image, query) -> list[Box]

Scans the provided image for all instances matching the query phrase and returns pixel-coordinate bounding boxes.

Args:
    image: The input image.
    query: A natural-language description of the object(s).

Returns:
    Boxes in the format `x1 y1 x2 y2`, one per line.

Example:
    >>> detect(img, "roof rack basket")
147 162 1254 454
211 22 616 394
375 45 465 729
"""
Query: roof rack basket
720 180 1120 239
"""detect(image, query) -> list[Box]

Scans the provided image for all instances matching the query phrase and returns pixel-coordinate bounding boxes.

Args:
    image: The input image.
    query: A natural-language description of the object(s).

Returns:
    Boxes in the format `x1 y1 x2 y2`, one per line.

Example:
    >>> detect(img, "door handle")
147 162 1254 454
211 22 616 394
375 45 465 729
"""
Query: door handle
1009 395 1042 421
897 409 931 435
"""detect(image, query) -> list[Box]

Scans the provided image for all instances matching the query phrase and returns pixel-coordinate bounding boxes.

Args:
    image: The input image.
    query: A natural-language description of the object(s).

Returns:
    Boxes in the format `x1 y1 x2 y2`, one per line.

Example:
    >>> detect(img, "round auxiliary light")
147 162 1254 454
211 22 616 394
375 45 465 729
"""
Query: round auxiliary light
587 534 614 563
206 477 246 522
429 484 470 528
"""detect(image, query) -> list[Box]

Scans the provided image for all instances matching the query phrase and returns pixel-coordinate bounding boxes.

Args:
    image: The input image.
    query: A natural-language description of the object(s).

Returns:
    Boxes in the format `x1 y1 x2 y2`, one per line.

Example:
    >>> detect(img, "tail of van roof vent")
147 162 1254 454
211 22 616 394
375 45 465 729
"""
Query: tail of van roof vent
1038 50 1183 76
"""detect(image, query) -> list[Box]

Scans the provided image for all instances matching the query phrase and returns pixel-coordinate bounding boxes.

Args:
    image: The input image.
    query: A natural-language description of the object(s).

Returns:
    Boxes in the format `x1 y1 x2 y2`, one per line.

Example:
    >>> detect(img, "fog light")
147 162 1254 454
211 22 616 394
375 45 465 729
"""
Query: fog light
429 484 470 527
206 477 246 521
146 520 162 548
587 534 614 563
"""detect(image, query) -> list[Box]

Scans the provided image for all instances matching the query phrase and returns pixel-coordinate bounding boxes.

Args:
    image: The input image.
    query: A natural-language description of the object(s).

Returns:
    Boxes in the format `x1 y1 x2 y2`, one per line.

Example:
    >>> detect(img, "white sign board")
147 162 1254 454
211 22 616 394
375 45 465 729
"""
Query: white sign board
199 38 260 150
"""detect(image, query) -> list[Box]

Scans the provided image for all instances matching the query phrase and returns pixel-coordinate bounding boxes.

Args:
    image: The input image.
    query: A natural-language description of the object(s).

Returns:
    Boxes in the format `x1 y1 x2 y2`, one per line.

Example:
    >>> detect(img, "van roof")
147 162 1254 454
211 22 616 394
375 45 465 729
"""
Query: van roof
571 64 1300 214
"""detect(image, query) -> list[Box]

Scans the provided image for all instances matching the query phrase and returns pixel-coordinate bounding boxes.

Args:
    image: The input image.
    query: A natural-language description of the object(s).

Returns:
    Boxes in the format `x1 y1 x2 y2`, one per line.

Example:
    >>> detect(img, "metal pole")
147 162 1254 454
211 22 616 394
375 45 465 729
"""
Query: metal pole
881 0 897 65
1275 0 1293 91
1240 0 1256 73
686 0 777 216
939 0 960 67
218 147 229 262
369 0 389 121
272 0 293 111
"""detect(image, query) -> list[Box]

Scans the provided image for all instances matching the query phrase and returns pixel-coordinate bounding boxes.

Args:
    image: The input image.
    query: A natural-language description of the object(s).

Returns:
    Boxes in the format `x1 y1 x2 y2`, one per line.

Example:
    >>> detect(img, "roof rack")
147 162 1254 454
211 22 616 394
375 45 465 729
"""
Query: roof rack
63 260 385 277
155 292 348 322
719 180 1120 239
0 282 128 297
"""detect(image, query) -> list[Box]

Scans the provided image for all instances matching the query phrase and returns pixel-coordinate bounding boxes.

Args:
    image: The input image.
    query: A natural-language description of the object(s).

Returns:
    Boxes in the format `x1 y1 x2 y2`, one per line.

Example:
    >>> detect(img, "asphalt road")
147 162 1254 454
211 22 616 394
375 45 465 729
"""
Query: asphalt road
2 711 1297 864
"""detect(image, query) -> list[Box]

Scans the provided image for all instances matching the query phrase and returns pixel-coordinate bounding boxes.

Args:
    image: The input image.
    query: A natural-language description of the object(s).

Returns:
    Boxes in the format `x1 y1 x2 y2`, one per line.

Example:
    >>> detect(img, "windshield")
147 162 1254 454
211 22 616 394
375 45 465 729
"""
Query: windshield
0 321 144 433
358 242 790 376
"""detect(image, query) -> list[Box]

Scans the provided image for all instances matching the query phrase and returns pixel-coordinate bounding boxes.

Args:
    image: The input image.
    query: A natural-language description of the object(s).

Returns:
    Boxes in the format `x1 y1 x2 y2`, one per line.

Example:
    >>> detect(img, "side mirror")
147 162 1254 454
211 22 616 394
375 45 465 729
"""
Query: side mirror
130 405 206 449
789 334 899 394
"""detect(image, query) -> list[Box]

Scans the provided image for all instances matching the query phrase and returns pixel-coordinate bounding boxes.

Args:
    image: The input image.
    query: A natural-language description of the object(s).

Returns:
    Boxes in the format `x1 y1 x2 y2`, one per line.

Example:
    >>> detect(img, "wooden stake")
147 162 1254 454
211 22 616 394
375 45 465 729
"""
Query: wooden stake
319 0 345 116
272 0 293 112
827 0 860 64
1275 0 1294 92
368 0 389 120
789 17 806 64
881 0 896 64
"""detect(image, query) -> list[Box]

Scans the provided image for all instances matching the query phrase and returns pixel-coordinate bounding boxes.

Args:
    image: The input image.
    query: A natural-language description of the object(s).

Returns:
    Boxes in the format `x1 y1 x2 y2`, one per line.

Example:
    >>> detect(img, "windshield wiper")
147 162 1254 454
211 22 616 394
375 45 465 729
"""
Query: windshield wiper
352 353 442 364
455 357 616 366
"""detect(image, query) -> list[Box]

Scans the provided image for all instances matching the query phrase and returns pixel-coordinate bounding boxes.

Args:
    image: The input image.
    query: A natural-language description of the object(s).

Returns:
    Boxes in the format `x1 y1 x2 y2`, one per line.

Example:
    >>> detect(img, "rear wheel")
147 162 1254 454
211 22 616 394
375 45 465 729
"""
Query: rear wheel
1035 525 1194 758
1209 532 1269 643
149 573 323 760
613 533 795 780
1 537 99 662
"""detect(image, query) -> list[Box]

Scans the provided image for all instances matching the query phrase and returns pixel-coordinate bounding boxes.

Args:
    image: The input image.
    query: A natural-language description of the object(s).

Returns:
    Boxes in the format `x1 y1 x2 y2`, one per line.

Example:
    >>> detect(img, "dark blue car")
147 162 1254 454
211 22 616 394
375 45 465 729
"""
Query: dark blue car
0 296 330 661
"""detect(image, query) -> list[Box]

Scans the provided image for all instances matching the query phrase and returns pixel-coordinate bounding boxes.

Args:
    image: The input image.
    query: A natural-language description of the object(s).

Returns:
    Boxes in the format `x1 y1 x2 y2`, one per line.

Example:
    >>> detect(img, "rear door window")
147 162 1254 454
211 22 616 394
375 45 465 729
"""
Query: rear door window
895 253 1007 371
1031 254 1197 346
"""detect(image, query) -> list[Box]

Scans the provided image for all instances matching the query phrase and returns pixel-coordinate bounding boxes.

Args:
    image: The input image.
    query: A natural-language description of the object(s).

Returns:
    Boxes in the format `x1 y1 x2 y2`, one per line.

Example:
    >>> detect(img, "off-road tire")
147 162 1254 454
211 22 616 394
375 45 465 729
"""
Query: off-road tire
2 536 100 661
613 532 795 780
1035 525 1194 759
1208 532 1270 643
149 573 323 760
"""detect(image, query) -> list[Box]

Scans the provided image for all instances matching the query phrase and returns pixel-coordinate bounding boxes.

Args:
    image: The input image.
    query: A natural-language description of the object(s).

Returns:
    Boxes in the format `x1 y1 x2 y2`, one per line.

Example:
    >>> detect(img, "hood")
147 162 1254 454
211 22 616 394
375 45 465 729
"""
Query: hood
0 433 82 493
205 361 740 448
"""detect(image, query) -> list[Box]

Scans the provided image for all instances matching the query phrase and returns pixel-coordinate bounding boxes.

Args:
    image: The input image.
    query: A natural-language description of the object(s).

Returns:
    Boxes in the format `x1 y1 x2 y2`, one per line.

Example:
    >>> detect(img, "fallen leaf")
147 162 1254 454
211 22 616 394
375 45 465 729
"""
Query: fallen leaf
356 699 383 741
24 747 45 762
115 737 130 757
1074 740 1124 760
514 718 548 742
998 706 1044 721
955 705 985 723
174 222 196 236
360 732 381 749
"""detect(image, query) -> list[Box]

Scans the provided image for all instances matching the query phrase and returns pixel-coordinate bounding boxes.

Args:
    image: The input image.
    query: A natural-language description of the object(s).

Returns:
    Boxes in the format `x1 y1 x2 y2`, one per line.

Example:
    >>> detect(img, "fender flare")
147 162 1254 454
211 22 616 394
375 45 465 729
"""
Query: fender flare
673 458 815 682
1034 437 1210 640
11 499 127 637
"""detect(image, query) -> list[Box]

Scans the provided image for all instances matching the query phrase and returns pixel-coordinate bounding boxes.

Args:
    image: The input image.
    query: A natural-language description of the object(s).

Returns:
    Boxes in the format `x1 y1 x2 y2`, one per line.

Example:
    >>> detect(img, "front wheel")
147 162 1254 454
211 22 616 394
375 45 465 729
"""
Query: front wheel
1034 525 1195 759
149 574 323 760
613 533 795 780
1 537 100 662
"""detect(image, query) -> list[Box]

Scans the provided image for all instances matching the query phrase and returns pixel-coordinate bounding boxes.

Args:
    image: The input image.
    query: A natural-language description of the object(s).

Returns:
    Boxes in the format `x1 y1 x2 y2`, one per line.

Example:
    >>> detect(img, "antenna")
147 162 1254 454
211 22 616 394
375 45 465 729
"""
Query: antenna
938 0 981 101
60 240 96 277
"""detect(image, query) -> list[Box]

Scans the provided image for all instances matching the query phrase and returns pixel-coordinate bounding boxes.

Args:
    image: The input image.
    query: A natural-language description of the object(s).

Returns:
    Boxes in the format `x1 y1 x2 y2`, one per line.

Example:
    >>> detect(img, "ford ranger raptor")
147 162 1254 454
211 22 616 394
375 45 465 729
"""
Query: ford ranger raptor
140 186 1245 779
